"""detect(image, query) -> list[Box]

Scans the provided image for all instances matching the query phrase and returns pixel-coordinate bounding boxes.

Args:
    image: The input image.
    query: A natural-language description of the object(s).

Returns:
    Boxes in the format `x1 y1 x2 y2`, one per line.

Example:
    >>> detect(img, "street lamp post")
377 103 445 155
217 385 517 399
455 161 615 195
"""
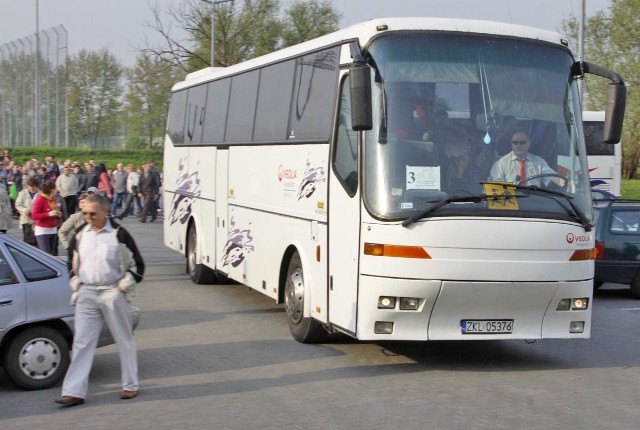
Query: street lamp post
200 0 234 67
0 91 5 146
578 0 586 103
35 0 40 146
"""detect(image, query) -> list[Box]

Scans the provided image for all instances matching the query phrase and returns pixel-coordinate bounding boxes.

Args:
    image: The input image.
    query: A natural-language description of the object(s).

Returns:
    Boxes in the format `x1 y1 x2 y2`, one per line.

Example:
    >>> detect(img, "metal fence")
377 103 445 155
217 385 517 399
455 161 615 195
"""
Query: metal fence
0 25 68 148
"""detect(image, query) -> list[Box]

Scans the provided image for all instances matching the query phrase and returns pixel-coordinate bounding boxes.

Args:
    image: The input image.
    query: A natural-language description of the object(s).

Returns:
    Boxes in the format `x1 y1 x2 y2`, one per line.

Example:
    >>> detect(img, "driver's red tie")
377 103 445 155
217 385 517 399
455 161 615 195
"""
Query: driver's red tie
518 158 527 185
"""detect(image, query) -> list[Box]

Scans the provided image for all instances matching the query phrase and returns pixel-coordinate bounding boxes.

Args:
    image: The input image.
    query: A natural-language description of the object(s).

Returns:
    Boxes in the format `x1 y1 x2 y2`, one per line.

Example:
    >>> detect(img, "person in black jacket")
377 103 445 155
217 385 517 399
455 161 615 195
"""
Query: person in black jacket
55 194 144 406
138 163 160 223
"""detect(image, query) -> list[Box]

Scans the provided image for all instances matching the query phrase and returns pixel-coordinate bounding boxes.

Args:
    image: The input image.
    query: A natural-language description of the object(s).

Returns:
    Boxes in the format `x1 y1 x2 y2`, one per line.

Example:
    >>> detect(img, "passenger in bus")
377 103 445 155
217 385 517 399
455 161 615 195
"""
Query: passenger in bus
489 130 565 187
493 115 517 156
445 152 471 193
415 104 448 144
446 145 496 195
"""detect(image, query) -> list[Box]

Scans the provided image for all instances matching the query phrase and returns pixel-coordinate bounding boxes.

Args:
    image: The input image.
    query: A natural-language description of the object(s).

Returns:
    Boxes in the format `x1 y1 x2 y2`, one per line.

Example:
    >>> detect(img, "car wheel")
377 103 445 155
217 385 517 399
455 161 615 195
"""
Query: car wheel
284 252 326 343
3 326 70 390
187 225 216 284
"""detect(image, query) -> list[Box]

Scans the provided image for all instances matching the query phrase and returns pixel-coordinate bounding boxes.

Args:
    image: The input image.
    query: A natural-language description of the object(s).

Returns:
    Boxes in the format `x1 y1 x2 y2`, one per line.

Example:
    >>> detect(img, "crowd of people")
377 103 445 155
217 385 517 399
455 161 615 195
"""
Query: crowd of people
0 152 162 256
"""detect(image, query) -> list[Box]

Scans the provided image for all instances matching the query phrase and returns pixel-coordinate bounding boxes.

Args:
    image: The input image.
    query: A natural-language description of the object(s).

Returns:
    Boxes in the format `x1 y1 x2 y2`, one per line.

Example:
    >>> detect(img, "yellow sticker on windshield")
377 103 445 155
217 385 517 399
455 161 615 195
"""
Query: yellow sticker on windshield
484 183 518 210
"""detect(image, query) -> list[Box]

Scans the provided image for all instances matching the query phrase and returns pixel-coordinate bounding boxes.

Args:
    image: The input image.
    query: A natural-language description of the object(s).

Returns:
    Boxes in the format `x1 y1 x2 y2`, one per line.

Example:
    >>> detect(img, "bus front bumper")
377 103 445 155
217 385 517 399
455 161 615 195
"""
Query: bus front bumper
356 275 592 341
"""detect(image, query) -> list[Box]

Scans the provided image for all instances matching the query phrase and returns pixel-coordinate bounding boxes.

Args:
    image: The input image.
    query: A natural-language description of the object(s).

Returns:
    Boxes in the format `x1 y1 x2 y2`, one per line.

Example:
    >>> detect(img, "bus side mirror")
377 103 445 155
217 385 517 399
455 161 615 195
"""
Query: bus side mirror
603 83 626 143
349 62 372 131
573 61 626 143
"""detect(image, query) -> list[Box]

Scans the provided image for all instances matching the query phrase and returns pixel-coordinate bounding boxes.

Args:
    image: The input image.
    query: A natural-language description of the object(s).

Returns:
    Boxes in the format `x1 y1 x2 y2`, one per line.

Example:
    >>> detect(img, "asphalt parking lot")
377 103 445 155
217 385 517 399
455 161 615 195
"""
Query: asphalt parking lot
1 217 640 430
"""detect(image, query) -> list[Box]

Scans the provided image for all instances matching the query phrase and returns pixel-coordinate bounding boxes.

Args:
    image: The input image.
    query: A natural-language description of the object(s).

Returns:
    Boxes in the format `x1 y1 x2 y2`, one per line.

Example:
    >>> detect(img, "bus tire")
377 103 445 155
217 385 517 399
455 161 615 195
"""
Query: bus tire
631 274 640 299
187 225 216 284
284 252 326 343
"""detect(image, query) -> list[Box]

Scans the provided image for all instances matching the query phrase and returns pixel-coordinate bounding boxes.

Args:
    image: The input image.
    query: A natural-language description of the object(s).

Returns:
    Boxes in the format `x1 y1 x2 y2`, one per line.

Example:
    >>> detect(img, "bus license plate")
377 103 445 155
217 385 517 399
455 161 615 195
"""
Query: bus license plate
461 320 513 334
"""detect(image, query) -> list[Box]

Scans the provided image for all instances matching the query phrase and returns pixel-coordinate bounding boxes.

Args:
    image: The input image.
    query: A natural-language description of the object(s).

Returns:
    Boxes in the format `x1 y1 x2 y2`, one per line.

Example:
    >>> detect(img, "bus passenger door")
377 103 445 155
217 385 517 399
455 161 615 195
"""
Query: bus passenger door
328 75 360 335
216 149 229 276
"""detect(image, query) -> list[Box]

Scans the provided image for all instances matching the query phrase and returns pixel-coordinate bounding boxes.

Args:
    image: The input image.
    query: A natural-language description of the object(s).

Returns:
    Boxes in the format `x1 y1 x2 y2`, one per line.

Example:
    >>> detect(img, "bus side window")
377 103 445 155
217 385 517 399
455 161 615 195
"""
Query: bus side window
333 75 358 196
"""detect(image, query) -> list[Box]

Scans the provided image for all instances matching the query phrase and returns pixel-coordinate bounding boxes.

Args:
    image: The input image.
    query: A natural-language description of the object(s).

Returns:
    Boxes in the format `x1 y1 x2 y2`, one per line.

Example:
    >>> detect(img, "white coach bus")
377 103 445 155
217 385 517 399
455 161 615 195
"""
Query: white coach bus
583 110 622 196
163 18 625 343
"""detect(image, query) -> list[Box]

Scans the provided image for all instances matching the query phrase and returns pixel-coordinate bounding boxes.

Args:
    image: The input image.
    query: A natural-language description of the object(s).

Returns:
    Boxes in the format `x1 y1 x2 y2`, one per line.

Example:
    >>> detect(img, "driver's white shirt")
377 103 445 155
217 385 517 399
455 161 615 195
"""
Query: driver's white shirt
489 151 557 186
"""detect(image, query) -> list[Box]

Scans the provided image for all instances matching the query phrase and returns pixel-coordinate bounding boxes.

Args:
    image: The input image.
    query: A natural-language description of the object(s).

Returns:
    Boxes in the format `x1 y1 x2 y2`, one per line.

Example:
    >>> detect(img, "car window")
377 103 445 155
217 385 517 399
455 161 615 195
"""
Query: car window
610 210 640 233
7 245 59 281
0 254 18 285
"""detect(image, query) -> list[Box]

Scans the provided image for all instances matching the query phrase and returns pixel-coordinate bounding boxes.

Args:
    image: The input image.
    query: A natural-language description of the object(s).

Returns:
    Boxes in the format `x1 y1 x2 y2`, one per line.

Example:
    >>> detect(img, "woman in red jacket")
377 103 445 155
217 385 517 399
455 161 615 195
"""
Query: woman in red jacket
30 180 62 255
96 162 113 202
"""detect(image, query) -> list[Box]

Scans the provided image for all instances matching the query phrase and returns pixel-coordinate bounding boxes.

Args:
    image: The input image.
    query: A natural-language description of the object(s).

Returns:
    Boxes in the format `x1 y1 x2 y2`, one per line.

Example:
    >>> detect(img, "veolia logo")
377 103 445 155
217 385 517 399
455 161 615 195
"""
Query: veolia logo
566 233 590 244
278 165 297 182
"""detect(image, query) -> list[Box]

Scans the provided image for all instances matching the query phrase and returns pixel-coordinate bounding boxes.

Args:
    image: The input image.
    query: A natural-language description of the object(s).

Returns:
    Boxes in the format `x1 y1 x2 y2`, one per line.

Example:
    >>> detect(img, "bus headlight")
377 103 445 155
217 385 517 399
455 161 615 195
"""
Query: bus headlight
399 297 419 310
572 298 589 310
378 296 396 309
557 298 589 311
557 299 571 310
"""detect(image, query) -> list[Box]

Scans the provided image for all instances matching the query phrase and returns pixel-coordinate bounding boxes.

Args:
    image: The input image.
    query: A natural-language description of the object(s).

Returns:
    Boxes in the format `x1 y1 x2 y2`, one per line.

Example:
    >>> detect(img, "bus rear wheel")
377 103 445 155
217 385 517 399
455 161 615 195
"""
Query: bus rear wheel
284 252 326 343
187 225 216 284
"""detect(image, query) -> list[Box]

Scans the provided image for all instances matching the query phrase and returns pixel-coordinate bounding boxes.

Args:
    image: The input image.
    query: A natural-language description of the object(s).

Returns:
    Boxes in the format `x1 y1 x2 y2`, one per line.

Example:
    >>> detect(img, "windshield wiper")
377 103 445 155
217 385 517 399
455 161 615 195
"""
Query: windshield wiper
512 184 593 232
401 194 486 227
401 185 593 232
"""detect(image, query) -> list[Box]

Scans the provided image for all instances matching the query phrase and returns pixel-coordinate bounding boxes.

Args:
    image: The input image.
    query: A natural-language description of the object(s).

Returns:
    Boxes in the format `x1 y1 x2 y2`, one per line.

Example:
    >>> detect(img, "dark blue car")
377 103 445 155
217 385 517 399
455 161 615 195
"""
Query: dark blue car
593 200 640 299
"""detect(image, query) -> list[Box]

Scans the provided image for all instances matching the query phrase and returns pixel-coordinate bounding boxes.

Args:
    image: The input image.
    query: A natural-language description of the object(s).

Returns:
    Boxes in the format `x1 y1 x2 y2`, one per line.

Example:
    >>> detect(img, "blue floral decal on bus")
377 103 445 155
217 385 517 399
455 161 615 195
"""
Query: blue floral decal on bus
169 157 201 225
222 217 254 267
297 158 326 199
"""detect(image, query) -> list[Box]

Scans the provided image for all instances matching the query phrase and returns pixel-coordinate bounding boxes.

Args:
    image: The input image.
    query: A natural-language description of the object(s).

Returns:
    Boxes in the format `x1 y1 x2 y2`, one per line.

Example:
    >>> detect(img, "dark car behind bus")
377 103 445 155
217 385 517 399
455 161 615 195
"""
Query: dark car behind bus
594 200 640 299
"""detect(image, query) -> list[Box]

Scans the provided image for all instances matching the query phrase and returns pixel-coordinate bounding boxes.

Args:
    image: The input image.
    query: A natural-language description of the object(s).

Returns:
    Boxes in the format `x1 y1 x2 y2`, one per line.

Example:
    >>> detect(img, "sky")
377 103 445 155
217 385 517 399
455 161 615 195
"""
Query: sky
0 0 612 67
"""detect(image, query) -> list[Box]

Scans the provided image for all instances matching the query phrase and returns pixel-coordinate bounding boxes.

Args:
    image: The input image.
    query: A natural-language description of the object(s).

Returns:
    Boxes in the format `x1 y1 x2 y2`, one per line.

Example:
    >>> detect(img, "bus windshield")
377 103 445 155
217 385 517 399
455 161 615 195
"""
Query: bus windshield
363 33 592 223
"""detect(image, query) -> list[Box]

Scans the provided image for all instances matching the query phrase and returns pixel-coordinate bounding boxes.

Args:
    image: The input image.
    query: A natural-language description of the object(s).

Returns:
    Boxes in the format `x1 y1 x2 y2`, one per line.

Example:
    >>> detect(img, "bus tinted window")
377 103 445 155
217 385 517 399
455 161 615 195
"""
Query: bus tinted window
254 60 295 142
289 47 340 140
202 79 231 144
167 89 187 145
226 70 260 142
584 121 614 155
185 84 208 144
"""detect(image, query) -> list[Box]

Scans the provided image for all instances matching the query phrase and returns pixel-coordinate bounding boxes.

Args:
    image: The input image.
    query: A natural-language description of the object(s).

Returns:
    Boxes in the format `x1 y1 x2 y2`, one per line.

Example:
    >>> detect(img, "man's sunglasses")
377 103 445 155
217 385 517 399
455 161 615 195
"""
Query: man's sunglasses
82 212 97 216
511 140 529 145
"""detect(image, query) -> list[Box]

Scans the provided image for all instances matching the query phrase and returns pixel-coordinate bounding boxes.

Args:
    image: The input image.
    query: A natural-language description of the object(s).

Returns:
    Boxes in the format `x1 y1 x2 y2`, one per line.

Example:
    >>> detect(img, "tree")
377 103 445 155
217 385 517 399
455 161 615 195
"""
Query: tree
281 0 340 47
0 51 35 146
124 54 185 149
564 0 640 178
67 49 123 147
142 0 341 72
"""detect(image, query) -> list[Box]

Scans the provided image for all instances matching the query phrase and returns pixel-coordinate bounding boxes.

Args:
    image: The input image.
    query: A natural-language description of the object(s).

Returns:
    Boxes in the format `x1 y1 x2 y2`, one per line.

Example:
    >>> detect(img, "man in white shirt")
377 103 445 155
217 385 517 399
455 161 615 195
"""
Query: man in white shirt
490 130 565 187
55 194 144 407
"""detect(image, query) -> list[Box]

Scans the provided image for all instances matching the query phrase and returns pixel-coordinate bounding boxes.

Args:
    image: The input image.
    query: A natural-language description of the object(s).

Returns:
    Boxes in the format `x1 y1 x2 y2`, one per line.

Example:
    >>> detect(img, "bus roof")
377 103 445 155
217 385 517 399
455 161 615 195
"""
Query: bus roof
174 17 569 91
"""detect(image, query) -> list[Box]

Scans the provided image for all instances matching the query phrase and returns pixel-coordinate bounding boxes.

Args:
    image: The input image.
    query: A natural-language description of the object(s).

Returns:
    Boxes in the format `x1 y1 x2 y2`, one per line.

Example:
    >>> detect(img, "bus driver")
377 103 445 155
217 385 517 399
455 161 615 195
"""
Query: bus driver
489 130 565 187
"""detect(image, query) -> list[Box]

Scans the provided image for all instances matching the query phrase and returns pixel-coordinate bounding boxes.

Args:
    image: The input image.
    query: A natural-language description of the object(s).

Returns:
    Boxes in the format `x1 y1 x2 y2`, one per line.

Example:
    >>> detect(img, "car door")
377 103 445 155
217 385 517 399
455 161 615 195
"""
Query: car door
4 243 72 322
0 246 26 335
607 207 640 263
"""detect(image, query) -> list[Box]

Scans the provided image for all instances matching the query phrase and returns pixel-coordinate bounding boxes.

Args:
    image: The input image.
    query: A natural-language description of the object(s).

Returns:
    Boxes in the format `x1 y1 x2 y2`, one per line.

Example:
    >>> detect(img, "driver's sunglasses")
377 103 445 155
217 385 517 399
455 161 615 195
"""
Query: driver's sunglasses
511 140 529 145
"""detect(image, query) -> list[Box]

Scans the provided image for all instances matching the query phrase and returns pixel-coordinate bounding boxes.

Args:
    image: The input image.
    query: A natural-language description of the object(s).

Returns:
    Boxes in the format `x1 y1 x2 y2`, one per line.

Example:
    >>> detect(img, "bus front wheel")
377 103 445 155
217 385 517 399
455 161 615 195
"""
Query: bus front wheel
284 252 326 343
187 225 216 284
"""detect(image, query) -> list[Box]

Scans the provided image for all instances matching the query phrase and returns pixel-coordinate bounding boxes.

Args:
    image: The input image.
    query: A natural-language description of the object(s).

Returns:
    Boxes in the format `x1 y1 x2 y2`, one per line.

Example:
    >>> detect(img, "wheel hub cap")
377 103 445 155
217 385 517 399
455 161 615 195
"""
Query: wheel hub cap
285 268 304 323
19 338 61 379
